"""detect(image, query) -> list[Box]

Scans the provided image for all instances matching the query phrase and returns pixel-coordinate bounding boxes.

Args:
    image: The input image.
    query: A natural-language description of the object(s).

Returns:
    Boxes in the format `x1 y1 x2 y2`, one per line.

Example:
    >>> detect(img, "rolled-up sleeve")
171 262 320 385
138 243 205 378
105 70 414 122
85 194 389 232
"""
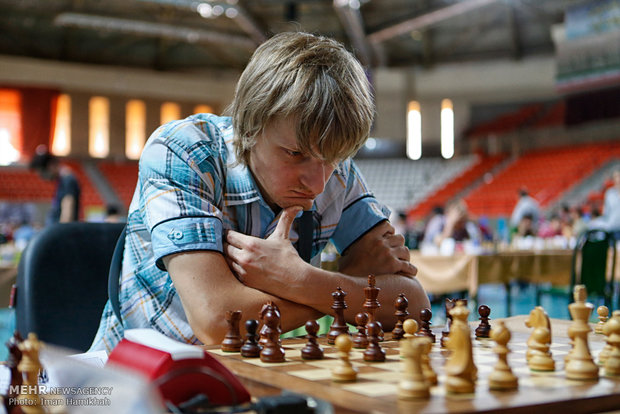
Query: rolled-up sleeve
138 123 226 270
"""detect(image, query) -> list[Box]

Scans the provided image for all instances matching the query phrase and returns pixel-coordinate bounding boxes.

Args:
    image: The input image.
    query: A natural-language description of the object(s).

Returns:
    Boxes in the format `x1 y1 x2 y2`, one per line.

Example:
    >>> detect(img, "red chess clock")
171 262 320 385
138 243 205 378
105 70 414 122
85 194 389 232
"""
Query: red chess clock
107 329 251 408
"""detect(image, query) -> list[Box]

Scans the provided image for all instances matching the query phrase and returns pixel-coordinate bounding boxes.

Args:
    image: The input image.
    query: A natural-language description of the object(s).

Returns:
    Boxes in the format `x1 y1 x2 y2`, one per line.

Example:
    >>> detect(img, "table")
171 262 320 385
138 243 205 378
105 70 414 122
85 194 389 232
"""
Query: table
206 316 620 414
0 265 17 308
411 250 578 298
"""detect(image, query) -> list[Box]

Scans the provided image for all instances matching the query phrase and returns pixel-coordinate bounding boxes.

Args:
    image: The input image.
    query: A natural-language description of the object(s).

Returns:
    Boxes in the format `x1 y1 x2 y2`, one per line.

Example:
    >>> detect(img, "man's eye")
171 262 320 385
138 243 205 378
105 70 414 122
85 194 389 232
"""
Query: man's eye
285 149 302 157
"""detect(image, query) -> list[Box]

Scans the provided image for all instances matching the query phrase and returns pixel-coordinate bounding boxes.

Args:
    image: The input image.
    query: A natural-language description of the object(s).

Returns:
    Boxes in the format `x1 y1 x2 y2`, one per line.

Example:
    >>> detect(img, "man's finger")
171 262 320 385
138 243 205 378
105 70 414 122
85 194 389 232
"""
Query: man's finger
270 206 303 239
226 229 252 248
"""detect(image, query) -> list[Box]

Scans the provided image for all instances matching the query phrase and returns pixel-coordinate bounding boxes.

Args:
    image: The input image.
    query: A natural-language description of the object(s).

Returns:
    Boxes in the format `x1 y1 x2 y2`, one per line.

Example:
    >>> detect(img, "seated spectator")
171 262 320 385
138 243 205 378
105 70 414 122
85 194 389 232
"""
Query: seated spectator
514 213 536 238
510 188 541 234
433 200 481 254
421 205 445 247
538 214 563 238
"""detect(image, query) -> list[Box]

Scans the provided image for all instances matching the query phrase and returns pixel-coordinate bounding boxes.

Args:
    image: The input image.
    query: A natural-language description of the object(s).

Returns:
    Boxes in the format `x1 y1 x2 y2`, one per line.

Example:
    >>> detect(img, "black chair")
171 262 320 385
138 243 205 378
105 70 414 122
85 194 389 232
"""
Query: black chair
571 229 616 309
16 222 125 352
537 229 617 309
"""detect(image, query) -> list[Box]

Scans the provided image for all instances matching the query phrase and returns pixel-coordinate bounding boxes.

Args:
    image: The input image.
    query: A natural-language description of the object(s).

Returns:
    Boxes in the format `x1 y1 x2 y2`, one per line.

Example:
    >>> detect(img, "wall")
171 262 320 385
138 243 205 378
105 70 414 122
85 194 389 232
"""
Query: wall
0 54 562 158
372 56 559 153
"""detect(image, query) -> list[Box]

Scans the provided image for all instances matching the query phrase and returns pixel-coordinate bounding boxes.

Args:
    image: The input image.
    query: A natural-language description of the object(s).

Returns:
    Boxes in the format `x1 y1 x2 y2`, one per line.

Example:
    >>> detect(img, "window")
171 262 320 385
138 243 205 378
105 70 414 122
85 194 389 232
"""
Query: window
89 96 109 158
161 102 181 125
406 101 421 160
52 94 71 156
126 99 146 160
441 99 454 159
194 104 214 114
0 89 21 165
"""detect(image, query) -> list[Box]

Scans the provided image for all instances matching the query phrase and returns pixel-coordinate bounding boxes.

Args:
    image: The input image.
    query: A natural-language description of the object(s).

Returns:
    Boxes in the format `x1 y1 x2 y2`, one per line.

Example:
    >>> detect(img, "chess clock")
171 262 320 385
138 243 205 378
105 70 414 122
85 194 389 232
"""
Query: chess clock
107 329 251 408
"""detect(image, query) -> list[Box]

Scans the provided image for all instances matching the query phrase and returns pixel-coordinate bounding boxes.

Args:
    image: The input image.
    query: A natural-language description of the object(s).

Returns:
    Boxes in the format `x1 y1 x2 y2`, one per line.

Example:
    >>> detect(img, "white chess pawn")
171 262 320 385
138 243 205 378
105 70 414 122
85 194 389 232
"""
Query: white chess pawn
398 337 430 400
332 334 357 382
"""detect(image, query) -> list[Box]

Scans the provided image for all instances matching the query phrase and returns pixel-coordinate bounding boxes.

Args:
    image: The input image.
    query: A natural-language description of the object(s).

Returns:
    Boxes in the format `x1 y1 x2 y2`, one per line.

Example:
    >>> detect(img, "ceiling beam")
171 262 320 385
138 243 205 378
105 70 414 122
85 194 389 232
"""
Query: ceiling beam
367 0 497 44
333 0 373 66
54 13 256 51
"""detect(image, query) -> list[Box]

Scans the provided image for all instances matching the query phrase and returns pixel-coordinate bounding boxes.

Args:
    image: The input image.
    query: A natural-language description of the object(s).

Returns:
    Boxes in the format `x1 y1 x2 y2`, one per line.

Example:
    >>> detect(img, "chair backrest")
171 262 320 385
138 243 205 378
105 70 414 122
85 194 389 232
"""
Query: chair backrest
16 222 125 352
571 229 616 305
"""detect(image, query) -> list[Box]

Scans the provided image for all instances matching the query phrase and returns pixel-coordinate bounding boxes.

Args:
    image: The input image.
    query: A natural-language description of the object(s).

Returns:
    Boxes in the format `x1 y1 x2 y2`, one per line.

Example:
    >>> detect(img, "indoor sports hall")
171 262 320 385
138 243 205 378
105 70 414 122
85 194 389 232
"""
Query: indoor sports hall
0 1 619 413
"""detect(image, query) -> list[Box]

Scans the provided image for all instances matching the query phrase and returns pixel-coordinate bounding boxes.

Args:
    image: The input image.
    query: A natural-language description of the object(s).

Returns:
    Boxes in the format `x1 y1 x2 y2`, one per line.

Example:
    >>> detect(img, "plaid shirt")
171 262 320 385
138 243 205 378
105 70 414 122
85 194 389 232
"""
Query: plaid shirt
89 114 390 353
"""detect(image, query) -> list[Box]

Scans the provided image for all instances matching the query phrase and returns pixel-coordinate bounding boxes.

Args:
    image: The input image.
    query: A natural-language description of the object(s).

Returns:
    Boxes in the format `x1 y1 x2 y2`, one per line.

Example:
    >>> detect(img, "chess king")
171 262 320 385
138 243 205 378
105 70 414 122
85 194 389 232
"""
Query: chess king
90 31 429 352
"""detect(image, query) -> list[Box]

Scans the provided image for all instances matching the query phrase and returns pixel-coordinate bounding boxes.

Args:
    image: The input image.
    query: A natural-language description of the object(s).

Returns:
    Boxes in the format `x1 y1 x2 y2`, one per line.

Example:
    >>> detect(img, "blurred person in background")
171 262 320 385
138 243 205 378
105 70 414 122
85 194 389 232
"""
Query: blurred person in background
29 146 80 225
601 169 620 240
510 188 541 235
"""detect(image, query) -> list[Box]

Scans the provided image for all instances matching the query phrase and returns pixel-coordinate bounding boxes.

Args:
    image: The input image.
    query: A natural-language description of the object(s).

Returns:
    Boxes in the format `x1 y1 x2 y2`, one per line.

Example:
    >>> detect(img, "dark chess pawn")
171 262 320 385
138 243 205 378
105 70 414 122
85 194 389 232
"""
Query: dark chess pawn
353 312 369 349
392 293 409 340
240 319 261 358
301 320 324 360
221 310 243 352
363 321 386 362
475 304 492 339
416 308 436 343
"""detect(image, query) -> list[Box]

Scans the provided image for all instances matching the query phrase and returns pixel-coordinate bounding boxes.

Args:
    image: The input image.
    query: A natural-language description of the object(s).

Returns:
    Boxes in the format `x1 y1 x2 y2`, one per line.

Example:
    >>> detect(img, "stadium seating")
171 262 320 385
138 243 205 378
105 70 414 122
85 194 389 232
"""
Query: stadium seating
97 161 139 209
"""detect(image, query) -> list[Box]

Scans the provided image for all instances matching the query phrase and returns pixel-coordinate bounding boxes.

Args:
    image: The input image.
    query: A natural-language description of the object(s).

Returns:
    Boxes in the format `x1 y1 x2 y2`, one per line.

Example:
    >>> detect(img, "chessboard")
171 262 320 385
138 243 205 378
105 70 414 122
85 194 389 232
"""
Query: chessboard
206 315 620 414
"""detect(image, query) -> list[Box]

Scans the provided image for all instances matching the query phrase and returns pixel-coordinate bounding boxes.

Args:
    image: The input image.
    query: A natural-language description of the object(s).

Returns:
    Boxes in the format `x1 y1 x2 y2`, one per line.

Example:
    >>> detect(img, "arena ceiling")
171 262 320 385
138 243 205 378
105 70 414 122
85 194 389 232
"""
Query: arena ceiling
0 0 584 73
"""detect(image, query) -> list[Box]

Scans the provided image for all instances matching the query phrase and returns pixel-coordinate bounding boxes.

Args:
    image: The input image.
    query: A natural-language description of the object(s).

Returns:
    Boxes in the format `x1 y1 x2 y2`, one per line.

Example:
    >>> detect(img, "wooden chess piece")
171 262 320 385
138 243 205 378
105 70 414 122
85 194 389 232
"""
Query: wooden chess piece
444 300 477 394
240 319 261 358
416 308 435 343
524 307 555 371
353 312 369 349
327 287 349 344
392 293 409 340
364 275 383 341
603 310 620 377
596 305 609 335
4 331 23 414
488 321 518 391
398 337 430 400
401 318 418 359
441 298 458 348
363 321 386 362
259 302 285 363
419 336 438 386
332 334 357 382
221 310 243 352
475 304 492 339
599 310 616 366
565 285 598 381
301 320 324 360
17 332 44 414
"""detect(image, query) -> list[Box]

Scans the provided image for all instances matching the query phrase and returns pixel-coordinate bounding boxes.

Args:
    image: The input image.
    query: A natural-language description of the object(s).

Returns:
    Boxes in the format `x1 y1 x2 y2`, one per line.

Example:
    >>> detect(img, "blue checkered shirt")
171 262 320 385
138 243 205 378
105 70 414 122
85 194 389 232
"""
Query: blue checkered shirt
89 114 390 353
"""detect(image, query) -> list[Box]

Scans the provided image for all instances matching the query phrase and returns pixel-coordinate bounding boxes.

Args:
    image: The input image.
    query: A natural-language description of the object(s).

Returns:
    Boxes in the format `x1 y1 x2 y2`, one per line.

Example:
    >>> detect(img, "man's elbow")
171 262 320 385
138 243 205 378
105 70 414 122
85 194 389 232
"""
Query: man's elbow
188 314 228 346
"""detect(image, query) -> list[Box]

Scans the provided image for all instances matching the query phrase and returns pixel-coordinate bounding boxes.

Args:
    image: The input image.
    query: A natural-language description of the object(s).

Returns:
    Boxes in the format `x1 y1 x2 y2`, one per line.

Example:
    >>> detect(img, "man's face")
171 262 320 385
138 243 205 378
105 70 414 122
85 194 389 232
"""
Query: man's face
248 118 337 211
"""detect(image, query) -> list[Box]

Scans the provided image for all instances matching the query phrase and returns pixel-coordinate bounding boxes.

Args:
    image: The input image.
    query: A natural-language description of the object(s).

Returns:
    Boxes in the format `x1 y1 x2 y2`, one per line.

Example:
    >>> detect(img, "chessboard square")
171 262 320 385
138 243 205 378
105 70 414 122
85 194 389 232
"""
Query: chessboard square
289 368 332 381
380 361 403 372
305 359 365 369
358 370 401 383
241 358 299 367
285 349 302 359
341 381 396 397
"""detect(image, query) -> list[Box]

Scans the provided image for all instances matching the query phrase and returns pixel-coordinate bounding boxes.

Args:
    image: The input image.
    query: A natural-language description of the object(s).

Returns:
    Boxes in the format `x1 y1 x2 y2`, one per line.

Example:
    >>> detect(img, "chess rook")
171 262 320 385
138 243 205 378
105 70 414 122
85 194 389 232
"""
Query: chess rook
221 310 243 352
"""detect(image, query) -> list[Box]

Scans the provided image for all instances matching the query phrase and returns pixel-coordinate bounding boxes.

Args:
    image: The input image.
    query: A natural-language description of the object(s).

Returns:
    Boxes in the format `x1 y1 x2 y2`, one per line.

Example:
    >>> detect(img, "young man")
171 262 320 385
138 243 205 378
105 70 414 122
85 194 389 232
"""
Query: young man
90 32 429 352
29 147 80 224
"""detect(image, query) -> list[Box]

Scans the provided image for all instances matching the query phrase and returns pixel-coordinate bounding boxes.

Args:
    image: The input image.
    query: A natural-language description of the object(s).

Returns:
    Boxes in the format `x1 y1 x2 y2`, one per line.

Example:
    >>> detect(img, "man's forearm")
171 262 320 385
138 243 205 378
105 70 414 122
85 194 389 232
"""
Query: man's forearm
257 264 430 332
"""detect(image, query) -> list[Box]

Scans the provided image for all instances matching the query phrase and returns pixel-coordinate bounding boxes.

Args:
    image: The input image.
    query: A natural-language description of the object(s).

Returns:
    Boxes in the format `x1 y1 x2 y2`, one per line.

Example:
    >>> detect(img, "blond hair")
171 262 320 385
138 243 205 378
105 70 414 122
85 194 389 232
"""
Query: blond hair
227 32 375 165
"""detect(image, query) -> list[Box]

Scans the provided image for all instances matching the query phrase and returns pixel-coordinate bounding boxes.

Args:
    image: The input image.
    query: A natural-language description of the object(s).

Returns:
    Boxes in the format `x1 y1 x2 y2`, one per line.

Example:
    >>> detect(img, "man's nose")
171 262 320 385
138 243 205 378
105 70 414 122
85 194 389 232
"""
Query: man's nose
300 160 329 194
